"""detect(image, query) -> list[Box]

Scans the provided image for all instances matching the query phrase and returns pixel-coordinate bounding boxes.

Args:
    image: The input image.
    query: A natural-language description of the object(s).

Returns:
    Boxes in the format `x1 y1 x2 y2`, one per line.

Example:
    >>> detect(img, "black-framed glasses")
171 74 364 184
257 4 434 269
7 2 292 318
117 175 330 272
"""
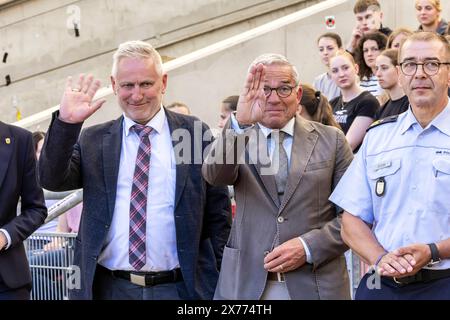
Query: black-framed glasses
263 85 295 98
399 61 450 76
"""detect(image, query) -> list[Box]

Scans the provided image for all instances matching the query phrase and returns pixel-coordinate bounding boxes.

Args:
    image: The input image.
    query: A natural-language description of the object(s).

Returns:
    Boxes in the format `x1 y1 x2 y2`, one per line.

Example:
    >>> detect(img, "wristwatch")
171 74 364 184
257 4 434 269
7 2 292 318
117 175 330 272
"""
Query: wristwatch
427 243 441 267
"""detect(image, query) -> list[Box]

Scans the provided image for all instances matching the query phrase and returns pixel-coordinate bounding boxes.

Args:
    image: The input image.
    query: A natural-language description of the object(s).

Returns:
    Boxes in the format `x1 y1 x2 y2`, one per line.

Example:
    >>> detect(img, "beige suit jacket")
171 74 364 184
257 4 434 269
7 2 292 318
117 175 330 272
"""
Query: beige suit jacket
202 116 353 299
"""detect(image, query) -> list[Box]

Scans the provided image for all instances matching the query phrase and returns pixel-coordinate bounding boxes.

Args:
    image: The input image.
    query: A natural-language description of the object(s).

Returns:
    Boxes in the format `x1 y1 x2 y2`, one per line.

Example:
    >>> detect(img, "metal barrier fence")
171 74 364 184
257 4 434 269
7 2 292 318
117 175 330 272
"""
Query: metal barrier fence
25 232 77 300
25 232 367 299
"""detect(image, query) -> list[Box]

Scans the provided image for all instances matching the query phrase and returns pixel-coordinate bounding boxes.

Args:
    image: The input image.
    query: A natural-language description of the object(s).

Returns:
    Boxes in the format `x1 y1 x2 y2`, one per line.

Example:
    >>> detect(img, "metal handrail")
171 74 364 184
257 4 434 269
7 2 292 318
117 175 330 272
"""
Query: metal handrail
44 190 82 224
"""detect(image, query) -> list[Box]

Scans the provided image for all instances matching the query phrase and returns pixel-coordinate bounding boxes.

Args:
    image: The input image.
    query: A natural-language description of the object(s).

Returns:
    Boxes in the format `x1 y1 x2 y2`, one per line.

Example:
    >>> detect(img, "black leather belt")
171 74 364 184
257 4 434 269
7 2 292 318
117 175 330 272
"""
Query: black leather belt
385 268 450 286
98 265 183 287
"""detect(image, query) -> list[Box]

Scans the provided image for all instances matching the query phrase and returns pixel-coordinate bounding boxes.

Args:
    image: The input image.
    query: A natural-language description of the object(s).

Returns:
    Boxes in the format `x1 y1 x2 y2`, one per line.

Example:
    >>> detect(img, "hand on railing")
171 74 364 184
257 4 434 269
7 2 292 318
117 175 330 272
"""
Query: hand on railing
59 74 106 124
236 63 266 125
43 238 66 252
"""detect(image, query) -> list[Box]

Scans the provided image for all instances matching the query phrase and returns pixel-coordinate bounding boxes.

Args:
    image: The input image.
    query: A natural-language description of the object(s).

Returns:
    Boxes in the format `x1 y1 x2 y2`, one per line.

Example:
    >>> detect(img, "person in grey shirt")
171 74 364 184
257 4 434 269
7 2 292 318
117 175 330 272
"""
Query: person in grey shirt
313 32 342 101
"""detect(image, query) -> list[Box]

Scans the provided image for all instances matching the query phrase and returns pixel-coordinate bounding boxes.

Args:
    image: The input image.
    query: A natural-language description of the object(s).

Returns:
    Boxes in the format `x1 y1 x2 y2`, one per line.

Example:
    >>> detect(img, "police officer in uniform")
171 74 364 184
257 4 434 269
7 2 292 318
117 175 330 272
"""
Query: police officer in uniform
330 32 450 299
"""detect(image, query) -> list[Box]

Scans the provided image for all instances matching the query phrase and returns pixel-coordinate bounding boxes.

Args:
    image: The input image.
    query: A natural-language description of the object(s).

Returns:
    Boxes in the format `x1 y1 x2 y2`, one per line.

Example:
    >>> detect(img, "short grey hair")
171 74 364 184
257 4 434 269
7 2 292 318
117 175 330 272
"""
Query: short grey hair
399 32 450 61
111 40 163 77
249 53 300 86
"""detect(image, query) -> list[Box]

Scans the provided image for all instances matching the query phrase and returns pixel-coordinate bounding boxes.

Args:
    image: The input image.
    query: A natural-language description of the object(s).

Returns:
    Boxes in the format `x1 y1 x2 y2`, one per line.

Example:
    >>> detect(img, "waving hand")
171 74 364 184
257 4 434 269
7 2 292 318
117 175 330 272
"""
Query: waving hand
59 74 106 124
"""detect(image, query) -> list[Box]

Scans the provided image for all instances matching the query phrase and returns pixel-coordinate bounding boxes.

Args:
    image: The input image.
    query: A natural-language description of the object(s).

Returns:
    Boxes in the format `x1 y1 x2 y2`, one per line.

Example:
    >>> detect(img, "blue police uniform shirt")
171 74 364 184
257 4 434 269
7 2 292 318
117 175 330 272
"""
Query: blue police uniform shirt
330 101 450 270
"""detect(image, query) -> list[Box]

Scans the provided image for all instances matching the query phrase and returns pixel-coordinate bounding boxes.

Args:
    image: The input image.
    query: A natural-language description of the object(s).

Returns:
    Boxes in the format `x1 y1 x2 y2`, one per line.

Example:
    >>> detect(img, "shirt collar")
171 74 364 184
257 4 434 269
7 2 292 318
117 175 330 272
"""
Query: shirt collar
258 117 295 138
429 101 450 137
400 100 450 136
399 106 418 135
123 104 165 136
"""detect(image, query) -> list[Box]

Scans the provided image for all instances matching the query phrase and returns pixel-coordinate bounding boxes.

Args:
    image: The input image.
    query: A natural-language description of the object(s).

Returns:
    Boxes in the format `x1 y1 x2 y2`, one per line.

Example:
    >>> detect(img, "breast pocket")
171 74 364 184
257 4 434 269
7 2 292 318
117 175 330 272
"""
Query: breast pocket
368 159 401 180
305 159 332 171
429 158 450 214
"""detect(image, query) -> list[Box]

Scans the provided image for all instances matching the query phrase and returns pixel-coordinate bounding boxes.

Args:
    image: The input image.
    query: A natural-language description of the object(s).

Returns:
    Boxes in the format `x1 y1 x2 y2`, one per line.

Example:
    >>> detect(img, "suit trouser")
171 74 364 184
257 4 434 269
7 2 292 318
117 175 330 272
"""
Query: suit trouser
356 272 450 300
260 280 291 300
92 265 184 300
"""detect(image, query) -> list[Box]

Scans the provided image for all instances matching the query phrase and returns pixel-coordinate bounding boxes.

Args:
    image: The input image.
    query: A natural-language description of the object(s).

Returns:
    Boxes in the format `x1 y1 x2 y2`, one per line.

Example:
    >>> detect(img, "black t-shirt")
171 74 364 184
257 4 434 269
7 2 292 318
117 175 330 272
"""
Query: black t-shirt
377 95 409 120
379 25 392 37
330 91 379 134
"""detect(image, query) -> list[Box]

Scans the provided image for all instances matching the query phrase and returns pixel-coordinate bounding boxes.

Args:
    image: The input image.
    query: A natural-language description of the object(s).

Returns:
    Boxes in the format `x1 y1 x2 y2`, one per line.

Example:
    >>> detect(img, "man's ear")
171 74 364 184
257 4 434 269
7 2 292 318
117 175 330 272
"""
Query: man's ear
161 73 168 94
296 85 303 102
111 76 117 95
447 69 450 88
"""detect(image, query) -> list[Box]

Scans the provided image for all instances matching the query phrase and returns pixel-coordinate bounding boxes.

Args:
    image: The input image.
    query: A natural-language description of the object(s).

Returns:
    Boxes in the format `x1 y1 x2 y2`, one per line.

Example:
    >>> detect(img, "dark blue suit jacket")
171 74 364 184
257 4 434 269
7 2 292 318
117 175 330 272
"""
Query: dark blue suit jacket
39 109 231 299
0 122 47 290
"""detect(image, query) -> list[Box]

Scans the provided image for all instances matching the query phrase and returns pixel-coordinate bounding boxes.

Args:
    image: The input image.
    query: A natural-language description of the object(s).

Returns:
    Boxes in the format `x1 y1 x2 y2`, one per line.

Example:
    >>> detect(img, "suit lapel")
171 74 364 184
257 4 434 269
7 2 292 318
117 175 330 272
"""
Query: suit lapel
252 125 279 207
279 116 318 213
0 123 13 188
102 117 123 221
165 109 189 210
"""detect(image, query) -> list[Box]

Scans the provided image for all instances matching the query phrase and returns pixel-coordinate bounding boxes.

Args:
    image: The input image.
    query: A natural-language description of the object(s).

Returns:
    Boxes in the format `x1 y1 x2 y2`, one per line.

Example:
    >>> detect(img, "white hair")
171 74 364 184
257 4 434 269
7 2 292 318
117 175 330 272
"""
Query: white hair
111 40 163 77
249 53 300 86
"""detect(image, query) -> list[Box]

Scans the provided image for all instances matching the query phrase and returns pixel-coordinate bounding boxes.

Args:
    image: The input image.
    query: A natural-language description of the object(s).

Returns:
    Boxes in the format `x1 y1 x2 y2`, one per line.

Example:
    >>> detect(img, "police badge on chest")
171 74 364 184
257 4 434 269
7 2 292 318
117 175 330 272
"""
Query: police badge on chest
375 177 386 197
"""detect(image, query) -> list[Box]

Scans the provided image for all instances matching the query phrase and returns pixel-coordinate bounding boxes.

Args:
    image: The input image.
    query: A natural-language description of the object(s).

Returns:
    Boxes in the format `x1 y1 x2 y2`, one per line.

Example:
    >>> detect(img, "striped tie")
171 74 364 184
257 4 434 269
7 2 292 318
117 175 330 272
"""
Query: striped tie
129 124 152 270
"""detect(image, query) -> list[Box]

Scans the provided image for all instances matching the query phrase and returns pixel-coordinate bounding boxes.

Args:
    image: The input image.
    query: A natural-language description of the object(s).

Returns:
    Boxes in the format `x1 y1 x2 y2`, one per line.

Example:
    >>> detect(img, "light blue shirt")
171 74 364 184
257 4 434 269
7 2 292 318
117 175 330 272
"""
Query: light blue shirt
230 114 312 263
98 107 179 271
330 102 450 270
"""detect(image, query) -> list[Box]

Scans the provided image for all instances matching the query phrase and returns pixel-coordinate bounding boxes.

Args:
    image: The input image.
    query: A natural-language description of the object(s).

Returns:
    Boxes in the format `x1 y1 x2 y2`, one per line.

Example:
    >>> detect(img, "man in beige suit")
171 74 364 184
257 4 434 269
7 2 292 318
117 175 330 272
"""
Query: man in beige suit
202 54 353 299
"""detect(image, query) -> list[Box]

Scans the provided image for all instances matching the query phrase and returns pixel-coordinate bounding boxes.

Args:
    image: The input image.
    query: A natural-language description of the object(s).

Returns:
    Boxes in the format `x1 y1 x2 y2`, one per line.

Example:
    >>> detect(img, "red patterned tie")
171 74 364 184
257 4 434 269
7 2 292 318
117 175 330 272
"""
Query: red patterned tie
129 124 152 270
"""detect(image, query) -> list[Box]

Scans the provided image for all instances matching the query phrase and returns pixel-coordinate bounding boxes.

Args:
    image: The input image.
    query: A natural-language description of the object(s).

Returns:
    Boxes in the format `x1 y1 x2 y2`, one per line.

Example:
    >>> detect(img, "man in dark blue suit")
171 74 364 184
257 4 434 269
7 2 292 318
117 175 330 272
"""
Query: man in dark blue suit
39 40 231 300
0 122 47 300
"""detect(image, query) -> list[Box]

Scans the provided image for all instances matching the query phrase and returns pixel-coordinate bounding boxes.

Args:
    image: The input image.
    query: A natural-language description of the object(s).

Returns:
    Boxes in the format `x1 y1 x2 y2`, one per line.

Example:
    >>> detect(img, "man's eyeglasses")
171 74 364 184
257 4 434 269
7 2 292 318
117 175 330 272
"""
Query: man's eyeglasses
399 61 450 76
263 85 295 98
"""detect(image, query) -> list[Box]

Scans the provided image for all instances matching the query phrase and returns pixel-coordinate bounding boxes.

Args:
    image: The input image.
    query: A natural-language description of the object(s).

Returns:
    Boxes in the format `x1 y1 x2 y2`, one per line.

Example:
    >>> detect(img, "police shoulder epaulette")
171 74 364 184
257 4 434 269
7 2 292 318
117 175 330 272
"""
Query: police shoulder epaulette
366 115 399 132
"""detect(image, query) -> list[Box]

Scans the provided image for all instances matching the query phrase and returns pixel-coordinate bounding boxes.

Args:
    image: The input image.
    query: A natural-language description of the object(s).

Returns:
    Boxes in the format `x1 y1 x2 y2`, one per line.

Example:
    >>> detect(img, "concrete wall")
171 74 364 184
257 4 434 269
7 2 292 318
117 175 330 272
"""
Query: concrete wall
163 0 450 128
0 0 318 124
3 0 450 129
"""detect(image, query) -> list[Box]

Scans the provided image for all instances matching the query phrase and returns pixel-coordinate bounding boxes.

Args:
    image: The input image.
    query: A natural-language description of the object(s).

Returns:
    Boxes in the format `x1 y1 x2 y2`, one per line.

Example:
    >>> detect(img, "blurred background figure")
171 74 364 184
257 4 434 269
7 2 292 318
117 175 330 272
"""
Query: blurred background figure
374 49 409 120
32 131 58 235
32 131 82 237
29 130 82 299
346 0 392 53
387 27 413 49
166 101 191 115
298 84 340 128
217 95 238 129
330 50 379 152
415 0 448 35
33 131 46 161
313 33 342 101
355 31 388 100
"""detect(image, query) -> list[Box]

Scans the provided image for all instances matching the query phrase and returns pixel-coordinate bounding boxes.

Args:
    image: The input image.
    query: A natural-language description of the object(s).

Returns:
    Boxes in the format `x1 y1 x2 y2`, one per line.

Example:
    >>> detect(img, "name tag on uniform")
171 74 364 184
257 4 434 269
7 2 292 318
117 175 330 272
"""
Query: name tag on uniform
375 177 386 197
375 161 391 171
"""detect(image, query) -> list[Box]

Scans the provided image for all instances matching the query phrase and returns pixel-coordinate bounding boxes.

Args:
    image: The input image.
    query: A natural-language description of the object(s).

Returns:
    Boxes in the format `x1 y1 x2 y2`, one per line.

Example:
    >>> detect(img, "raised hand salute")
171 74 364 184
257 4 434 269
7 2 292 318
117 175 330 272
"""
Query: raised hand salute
236 63 266 125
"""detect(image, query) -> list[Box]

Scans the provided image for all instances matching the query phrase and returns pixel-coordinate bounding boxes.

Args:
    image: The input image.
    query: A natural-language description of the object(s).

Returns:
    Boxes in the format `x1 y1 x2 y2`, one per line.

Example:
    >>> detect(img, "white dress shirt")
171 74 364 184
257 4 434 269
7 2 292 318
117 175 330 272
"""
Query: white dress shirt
98 107 179 271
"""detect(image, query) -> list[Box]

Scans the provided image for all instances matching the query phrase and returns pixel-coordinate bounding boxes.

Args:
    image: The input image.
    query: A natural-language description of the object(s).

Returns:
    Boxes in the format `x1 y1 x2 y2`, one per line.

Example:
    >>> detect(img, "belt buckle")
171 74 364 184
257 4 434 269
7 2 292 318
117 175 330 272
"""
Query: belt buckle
393 275 414 286
277 272 285 282
130 273 146 287
393 277 403 285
